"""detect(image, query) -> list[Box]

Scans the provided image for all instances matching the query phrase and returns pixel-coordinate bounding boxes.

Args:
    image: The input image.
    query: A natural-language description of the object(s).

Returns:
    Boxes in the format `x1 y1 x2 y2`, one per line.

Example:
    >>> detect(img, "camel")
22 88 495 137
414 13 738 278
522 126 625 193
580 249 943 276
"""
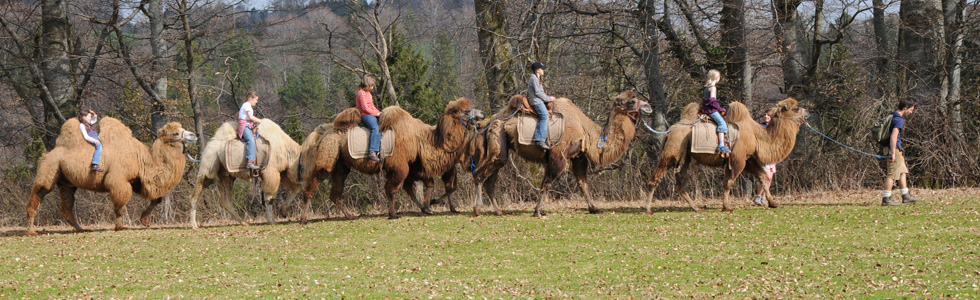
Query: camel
468 91 653 216
26 117 197 235
301 98 480 219
643 97 808 213
427 117 502 215
188 119 315 229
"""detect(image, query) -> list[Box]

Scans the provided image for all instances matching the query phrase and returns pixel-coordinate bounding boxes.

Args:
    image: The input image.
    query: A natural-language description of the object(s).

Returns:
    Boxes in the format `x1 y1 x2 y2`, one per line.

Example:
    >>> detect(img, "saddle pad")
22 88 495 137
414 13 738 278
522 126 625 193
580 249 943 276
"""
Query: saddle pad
691 121 740 154
347 127 395 159
517 112 565 145
225 138 271 173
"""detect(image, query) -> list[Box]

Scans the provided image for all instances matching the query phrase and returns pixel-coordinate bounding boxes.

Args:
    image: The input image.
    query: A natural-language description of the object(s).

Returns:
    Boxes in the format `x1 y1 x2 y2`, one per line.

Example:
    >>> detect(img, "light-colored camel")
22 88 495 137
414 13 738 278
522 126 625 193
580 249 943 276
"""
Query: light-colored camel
644 98 808 212
469 91 653 216
26 117 197 235
188 119 315 228
302 98 479 219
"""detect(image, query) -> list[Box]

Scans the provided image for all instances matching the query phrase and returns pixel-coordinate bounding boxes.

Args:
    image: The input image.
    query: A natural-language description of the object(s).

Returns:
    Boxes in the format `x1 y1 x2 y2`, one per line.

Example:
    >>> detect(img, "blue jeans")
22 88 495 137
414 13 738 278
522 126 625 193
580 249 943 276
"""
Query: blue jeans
709 112 728 133
362 115 381 153
532 103 550 142
241 126 257 162
91 139 102 165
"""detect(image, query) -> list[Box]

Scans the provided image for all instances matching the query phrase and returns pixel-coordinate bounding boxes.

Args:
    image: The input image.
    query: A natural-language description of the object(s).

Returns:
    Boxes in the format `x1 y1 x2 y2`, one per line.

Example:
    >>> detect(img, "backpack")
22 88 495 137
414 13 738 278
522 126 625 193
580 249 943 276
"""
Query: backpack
873 113 894 146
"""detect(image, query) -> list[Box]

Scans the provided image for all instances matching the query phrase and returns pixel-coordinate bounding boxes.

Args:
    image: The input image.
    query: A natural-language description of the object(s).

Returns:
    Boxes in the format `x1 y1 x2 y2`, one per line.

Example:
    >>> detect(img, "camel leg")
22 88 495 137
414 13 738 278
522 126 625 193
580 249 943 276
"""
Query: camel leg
261 172 282 225
329 165 357 220
439 169 458 213
534 157 566 217
189 176 213 229
140 197 163 227
218 176 248 226
645 155 677 214
473 180 484 216
485 171 504 216
106 182 134 231
57 184 85 232
722 158 747 212
572 157 600 214
421 178 436 215
676 161 702 212
26 184 53 236
385 167 409 219
280 179 305 224
402 178 432 215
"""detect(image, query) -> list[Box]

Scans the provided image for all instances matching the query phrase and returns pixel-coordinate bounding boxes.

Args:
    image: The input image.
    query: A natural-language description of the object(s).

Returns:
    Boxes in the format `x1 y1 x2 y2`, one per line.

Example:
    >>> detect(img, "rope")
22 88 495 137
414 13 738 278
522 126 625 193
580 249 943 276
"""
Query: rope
469 155 476 172
804 122 888 159
640 115 706 134
475 109 521 135
597 132 607 149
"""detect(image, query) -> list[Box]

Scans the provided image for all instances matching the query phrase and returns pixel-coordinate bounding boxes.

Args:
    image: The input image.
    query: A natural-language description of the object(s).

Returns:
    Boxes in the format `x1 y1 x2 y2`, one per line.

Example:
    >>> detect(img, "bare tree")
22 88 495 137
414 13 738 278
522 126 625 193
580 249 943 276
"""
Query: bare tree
474 0 516 109
897 0 944 105
322 0 403 106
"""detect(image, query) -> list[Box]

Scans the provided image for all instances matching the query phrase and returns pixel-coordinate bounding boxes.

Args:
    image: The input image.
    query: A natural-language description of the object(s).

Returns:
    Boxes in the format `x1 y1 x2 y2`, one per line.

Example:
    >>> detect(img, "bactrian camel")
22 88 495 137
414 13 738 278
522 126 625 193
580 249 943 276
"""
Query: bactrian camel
27 117 197 235
302 98 480 219
471 91 653 216
644 98 808 212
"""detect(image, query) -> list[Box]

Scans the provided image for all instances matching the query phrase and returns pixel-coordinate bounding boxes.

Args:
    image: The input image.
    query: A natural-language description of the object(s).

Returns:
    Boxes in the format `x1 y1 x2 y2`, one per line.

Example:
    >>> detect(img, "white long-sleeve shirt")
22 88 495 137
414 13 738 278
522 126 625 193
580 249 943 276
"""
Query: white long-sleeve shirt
80 124 99 144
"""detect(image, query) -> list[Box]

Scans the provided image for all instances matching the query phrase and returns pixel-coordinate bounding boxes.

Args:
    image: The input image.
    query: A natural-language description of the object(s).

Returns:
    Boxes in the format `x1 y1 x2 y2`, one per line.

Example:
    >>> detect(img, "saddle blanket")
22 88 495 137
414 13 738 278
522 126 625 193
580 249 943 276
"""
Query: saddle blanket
691 121 740 154
347 127 396 159
225 137 271 173
516 112 565 146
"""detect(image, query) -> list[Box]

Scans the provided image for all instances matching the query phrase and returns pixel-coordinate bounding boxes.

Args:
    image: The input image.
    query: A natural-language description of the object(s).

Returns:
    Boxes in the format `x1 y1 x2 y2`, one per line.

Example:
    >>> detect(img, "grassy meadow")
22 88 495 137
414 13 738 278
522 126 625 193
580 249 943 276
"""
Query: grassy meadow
1 189 979 299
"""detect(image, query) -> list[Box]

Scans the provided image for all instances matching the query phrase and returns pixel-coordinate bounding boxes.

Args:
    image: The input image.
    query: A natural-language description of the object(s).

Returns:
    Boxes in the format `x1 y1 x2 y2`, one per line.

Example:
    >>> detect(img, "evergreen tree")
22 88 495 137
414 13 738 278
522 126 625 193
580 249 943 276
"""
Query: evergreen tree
430 30 461 102
277 60 328 109
372 27 442 124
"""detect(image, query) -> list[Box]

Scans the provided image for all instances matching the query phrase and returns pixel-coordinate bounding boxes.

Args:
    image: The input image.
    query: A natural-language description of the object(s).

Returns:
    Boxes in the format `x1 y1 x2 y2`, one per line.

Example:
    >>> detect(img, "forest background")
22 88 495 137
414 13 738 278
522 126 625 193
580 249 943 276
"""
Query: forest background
0 0 977 227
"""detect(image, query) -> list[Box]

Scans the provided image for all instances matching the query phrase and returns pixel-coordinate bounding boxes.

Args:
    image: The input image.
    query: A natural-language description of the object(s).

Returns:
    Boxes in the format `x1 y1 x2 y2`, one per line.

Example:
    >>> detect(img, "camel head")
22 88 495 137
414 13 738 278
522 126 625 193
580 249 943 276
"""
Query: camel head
157 122 198 144
770 97 809 122
612 91 653 120
445 97 483 125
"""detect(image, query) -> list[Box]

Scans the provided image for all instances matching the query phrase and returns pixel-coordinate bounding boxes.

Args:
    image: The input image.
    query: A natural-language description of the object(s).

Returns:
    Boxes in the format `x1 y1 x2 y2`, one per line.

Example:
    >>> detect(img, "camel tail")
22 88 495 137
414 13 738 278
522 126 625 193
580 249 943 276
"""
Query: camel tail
332 108 362 130
31 152 60 191
727 101 753 123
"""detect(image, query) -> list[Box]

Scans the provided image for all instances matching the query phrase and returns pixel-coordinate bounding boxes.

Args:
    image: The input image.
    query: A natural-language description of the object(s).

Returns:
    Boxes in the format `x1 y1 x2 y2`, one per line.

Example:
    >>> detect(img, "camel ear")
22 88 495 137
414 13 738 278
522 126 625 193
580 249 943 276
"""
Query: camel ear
448 107 459 114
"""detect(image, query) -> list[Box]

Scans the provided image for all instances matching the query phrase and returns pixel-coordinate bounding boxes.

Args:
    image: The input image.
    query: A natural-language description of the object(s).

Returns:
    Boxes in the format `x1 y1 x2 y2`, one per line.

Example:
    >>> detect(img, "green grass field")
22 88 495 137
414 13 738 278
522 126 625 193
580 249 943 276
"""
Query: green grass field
2 189 979 298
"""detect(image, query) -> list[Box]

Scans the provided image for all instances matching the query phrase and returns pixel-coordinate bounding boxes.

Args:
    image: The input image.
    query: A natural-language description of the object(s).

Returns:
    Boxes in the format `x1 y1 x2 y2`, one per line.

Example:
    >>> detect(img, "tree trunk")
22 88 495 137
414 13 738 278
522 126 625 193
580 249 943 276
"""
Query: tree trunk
474 0 516 110
941 0 965 138
179 0 206 150
639 0 668 135
871 0 890 98
149 0 170 131
40 0 75 149
720 0 751 104
897 0 944 106
773 0 803 97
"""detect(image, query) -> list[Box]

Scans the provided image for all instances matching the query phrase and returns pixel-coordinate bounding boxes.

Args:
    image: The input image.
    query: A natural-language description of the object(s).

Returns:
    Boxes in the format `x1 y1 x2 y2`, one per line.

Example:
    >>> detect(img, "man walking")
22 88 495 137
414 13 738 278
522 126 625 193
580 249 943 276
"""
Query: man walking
882 99 922 206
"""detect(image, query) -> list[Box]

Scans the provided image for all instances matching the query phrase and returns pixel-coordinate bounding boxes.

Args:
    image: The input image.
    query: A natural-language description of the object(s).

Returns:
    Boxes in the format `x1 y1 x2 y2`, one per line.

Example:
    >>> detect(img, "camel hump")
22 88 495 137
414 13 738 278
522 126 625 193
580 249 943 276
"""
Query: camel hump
333 108 362 130
211 122 239 141
727 102 753 123
56 117 136 149
678 102 702 122
379 106 412 131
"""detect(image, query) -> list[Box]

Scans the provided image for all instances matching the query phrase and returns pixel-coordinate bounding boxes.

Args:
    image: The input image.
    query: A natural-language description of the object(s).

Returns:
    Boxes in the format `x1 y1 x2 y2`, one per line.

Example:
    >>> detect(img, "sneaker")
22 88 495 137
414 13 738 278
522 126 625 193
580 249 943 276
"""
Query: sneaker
533 140 550 150
881 196 901 206
901 193 921 204
91 164 104 172
246 161 261 170
717 144 732 154
368 152 381 161
752 195 767 206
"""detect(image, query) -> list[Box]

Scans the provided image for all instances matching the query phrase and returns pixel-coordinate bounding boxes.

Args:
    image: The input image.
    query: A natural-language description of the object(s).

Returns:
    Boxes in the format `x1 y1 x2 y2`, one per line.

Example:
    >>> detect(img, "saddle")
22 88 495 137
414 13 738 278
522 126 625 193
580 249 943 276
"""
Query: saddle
518 95 554 117
224 137 271 173
516 111 565 146
691 120 740 154
346 126 396 159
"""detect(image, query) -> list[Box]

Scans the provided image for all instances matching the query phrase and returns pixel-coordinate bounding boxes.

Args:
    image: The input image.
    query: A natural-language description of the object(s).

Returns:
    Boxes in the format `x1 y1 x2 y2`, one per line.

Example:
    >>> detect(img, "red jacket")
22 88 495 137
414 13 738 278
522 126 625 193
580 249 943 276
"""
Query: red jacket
355 89 381 117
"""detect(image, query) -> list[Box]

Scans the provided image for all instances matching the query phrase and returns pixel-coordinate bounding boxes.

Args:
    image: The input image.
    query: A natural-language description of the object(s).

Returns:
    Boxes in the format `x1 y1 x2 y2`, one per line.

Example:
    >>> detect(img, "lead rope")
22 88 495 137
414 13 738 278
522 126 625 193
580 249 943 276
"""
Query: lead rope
804 121 889 159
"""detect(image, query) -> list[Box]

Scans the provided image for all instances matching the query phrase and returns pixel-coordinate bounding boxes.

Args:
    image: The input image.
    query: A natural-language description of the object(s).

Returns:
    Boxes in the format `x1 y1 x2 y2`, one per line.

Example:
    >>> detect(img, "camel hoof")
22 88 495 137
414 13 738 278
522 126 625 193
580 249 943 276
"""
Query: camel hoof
533 210 547 217
300 218 308 225
139 216 152 227
495 210 504 216
25 231 39 237
449 208 459 214
588 207 602 214
114 225 129 231
344 215 359 221
240 221 250 226
722 208 734 213
388 214 402 220
768 203 779 209
422 207 434 215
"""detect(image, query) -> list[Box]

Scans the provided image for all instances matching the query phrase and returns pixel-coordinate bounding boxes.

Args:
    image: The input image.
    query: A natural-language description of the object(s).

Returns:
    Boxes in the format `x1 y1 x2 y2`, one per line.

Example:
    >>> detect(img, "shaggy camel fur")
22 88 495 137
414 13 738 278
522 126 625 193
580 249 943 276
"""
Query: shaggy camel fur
302 98 479 219
470 91 653 216
644 98 808 212
26 118 197 235
188 119 315 228
428 118 501 215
